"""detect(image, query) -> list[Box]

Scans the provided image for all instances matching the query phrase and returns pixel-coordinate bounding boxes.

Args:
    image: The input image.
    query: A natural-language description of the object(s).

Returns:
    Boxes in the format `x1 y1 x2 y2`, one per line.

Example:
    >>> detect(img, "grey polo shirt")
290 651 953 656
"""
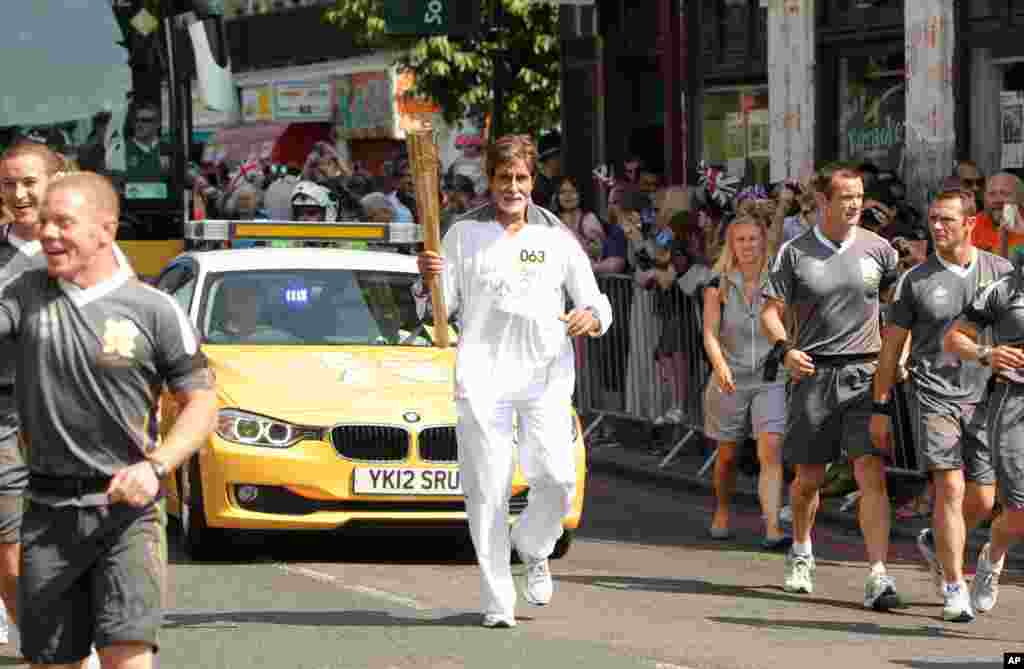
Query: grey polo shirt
961 270 1024 386
0 233 48 440
708 271 781 385
764 225 900 356
0 264 211 506
888 251 1012 411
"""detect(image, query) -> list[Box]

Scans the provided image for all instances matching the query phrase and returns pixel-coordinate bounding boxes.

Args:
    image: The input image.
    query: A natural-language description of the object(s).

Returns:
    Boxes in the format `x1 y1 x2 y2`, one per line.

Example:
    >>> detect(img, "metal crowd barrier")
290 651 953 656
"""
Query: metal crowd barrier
575 273 710 468
575 271 927 482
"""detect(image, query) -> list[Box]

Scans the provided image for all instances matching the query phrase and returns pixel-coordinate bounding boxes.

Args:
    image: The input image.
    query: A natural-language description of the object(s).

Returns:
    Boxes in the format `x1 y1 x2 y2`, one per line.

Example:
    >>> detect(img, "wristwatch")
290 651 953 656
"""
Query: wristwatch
147 458 169 480
977 345 993 367
583 306 602 336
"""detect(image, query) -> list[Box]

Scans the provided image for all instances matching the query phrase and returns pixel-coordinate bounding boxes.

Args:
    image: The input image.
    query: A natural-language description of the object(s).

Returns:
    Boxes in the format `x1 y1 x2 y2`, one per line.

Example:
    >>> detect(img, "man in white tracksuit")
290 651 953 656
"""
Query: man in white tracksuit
417 135 612 628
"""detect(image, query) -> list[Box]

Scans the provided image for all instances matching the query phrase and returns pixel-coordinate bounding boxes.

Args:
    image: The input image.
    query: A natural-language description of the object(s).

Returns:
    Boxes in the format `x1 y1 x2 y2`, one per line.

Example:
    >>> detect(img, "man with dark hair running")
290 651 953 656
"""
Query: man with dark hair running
872 189 1010 622
762 163 903 609
945 241 1024 617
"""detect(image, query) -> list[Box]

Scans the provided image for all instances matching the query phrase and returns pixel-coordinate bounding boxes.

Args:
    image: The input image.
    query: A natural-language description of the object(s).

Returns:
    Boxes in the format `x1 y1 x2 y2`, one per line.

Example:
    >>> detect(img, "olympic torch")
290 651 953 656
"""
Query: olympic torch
405 125 449 348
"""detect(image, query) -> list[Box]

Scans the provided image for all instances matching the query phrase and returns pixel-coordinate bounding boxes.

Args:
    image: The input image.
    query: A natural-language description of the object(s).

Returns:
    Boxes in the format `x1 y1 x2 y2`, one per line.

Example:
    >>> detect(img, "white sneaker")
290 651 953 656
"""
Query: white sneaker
864 572 902 611
941 581 975 622
915 528 945 599
971 542 1002 613
85 646 101 669
0 603 8 645
481 614 516 629
521 555 553 606
783 551 815 594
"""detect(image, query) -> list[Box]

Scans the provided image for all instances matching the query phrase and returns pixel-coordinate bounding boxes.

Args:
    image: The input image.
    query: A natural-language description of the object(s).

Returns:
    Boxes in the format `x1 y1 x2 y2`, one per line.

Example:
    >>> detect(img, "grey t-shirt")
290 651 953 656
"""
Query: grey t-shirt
888 251 1012 410
708 271 783 385
0 234 48 440
962 269 1024 386
0 265 211 506
764 225 899 356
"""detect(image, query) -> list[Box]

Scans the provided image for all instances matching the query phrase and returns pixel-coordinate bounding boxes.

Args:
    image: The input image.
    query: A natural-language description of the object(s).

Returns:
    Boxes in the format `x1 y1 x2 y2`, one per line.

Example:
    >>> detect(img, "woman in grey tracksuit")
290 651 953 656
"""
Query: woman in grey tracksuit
703 198 790 549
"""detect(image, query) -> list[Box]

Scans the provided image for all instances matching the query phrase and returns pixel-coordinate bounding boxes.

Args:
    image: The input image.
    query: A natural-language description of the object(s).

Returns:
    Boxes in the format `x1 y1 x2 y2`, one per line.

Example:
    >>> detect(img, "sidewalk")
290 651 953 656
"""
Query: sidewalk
585 431 1024 570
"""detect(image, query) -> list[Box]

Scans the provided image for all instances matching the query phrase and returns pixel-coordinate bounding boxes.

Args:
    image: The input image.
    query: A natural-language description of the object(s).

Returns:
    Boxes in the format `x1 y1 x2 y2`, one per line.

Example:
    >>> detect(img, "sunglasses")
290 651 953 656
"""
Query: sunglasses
962 178 984 188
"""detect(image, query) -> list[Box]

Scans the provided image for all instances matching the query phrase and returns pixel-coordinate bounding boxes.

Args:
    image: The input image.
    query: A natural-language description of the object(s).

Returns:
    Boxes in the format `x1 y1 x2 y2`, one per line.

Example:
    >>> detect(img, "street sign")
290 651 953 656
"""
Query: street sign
382 0 480 37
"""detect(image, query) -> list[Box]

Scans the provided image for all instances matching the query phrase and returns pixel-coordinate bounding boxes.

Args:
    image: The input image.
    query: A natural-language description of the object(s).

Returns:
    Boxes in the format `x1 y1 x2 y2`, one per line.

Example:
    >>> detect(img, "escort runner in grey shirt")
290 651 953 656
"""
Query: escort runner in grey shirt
889 252 1012 411
0 233 48 493
0 264 209 506
962 273 1024 385
876 194 1011 622
763 166 903 612
765 225 900 356
950 267 1024 613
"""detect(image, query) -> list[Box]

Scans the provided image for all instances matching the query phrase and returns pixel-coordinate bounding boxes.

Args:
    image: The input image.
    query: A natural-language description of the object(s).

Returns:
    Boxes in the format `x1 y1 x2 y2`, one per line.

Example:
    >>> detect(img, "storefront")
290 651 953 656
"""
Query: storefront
815 1 907 174
961 2 1024 179
588 0 768 187
216 51 458 179
810 0 1024 209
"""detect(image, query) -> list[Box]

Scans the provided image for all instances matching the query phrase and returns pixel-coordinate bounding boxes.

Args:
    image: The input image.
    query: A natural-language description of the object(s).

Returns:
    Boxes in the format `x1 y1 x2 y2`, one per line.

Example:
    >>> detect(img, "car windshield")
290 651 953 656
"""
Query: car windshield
201 269 441 346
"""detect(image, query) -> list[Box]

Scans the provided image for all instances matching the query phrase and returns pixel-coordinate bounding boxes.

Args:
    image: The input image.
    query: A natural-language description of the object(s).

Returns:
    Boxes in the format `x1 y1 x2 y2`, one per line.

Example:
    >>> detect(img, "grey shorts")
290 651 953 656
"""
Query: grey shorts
19 500 165 665
783 360 882 466
986 380 1024 510
0 432 27 543
907 388 994 485
704 380 787 442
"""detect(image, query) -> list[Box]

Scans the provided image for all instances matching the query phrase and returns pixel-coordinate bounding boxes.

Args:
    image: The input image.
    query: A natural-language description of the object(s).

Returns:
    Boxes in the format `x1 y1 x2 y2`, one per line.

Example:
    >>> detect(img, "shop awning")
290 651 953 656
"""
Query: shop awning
204 122 332 167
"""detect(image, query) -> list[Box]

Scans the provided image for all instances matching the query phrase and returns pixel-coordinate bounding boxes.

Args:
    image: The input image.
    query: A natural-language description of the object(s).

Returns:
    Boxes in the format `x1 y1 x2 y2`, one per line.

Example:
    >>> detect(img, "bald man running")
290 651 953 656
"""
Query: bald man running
7 172 217 669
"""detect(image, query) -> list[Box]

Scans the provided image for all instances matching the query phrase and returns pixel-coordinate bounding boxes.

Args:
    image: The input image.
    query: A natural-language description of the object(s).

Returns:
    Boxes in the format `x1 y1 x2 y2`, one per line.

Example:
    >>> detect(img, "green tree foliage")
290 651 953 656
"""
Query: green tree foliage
325 0 560 134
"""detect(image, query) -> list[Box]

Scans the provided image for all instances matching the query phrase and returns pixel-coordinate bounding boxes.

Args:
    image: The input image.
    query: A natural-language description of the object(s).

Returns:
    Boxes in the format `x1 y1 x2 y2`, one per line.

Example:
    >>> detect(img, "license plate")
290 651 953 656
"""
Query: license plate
353 467 462 495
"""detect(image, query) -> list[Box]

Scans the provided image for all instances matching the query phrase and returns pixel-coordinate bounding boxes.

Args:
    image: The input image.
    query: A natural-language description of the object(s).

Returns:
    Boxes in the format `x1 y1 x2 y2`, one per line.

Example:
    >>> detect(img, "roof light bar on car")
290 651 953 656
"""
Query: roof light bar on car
184 220 422 245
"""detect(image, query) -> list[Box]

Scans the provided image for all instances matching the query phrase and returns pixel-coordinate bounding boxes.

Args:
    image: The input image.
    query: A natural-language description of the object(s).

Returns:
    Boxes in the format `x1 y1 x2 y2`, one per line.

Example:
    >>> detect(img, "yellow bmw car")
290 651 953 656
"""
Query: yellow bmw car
154 223 586 560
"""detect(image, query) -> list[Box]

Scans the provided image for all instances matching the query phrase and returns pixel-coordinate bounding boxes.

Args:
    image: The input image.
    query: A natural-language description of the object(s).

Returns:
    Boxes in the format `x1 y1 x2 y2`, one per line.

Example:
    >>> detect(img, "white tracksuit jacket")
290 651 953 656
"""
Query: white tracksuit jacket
422 202 612 618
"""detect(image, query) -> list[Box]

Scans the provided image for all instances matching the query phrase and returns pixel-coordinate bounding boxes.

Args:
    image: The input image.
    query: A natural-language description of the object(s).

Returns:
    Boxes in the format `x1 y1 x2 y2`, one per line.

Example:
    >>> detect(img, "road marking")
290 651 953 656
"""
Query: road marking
275 563 429 610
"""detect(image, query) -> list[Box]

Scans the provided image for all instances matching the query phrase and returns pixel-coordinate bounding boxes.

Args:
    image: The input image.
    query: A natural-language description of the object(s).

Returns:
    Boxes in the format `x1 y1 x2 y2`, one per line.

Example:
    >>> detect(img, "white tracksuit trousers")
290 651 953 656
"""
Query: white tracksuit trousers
455 369 577 619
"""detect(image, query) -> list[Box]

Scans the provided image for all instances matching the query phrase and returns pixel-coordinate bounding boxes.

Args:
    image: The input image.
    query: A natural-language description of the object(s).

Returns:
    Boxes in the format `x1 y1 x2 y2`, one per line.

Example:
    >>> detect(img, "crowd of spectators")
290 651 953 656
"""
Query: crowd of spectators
572 154 1024 533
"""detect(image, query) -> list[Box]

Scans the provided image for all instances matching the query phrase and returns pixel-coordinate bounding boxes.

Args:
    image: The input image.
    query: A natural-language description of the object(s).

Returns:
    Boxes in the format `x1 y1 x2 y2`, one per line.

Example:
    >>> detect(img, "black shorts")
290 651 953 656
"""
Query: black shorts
907 386 994 485
19 500 166 665
986 380 1024 510
783 360 882 466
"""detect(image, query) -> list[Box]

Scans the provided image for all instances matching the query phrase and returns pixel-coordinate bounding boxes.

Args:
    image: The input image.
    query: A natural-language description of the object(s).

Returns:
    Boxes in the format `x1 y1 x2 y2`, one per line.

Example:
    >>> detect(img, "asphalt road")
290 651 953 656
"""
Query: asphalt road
1 471 1020 668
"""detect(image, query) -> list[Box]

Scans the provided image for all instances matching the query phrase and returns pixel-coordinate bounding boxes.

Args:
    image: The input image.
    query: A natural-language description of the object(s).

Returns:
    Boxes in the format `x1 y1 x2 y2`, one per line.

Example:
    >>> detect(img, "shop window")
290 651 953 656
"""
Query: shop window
970 50 1024 179
838 53 906 173
701 87 769 185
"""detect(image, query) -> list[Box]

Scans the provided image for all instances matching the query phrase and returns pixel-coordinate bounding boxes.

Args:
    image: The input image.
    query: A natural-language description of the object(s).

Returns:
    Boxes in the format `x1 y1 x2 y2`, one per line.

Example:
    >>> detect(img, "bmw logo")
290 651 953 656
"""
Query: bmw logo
403 411 421 423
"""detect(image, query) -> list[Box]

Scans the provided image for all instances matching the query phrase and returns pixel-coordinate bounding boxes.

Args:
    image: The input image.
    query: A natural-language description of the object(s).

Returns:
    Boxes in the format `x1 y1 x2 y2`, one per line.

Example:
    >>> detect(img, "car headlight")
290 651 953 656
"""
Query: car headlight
216 409 320 448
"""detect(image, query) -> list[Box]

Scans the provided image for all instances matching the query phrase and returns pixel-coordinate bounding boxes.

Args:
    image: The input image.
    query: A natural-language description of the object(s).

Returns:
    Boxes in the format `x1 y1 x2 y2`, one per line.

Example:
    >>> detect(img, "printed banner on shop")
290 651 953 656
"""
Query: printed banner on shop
274 81 332 122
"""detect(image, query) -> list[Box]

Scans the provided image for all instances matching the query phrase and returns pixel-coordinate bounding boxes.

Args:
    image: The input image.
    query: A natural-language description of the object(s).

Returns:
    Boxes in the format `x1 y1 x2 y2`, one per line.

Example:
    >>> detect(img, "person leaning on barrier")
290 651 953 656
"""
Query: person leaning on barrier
761 163 903 610
943 245 1024 617
872 189 1010 623
703 197 790 550
619 188 681 425
8 173 217 668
